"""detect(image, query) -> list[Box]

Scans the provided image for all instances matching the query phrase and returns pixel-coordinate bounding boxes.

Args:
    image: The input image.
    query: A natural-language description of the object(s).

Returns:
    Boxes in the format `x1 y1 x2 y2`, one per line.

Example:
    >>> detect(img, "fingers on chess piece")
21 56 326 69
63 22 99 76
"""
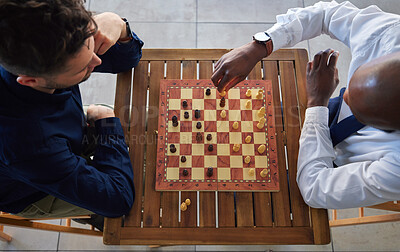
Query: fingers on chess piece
232 121 239 130
233 143 240 152
170 144 177 153
245 135 252 143
207 167 213 177
195 109 201 119
246 89 252 97
182 100 188 108
196 121 202 129
248 168 255 176
245 100 251 109
196 132 203 142
219 90 226 97
220 110 226 118
205 88 211 96
260 169 268 178
181 156 186 163
244 155 251 164
206 134 212 141
184 111 189 119
258 144 266 154
256 89 263 99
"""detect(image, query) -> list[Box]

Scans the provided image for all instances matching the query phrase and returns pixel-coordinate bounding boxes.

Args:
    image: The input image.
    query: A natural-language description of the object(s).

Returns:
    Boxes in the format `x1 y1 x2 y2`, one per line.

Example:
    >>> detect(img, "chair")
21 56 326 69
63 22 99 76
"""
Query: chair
330 201 400 227
0 212 101 242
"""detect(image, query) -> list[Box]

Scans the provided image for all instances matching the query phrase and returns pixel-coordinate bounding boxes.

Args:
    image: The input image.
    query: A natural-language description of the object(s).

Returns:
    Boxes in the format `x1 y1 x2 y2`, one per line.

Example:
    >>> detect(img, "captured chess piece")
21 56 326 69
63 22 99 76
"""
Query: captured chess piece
195 109 201 119
180 202 188 211
185 198 191 206
205 88 211 96
184 111 189 119
207 167 213 177
170 144 177 153
182 100 188 108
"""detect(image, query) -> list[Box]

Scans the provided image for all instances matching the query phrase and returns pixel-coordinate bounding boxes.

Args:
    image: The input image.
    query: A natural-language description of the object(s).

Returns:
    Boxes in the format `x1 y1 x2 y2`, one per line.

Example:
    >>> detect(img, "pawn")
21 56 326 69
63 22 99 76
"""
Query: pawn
182 169 189 176
173 121 179 127
181 202 188 211
260 169 269 178
184 111 189 119
196 121 202 129
245 135 252 143
206 134 212 141
245 100 251 109
248 168 255 176
181 156 187 163
205 88 211 96
185 198 191 206
256 89 263 99
232 121 239 130
244 156 251 164
220 110 227 119
258 106 266 117
170 144 177 153
258 144 266 154
207 167 213 177
208 144 214 151
182 100 188 108
233 143 240 152
246 89 252 97
172 115 178 122
220 97 226 107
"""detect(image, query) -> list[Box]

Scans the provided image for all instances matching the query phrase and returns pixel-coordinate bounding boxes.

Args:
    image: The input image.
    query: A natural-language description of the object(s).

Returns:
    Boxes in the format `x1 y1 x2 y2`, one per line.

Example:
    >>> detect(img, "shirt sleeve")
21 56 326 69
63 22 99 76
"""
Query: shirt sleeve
11 117 134 217
297 107 400 209
265 0 393 52
94 30 144 74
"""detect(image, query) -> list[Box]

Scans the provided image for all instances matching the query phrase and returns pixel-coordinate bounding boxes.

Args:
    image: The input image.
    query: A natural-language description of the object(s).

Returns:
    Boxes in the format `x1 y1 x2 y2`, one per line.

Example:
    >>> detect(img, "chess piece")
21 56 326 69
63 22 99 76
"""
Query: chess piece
173 121 179 127
196 121 202 129
260 169 268 178
256 89 263 99
207 167 213 177
245 100 251 109
257 117 266 129
184 111 189 119
185 198 191 206
232 121 239 129
181 156 186 163
246 89 252 97
248 168 255 176
180 202 187 211
182 100 188 108
208 144 213 151
182 169 189 176
233 143 240 152
205 88 211 96
258 144 266 154
220 110 226 118
258 106 266 117
170 144 176 153
219 90 226 97
219 97 226 107
245 135 252 143
206 134 212 141
196 132 203 142
195 109 201 119
244 156 251 164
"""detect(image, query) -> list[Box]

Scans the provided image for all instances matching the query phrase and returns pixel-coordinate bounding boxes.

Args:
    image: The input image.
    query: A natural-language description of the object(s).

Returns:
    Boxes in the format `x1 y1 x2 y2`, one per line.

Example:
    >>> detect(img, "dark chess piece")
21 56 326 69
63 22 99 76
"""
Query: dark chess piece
206 134 212 141
182 100 188 108
172 121 179 127
196 132 203 142
205 88 211 96
182 169 189 176
194 109 201 119
220 97 226 107
207 167 213 177
170 144 176 153
181 156 187 163
184 111 189 119
208 144 213 151
196 121 202 129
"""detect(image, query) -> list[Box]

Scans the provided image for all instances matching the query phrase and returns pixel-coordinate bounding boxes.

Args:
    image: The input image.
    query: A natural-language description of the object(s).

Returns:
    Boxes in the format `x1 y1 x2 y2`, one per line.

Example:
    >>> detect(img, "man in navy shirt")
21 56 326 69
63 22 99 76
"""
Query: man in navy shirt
0 0 143 229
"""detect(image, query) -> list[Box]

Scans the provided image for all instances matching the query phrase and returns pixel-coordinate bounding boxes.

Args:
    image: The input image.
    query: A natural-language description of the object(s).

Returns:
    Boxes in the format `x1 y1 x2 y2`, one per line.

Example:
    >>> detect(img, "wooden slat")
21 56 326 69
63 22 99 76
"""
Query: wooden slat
161 61 181 227
248 62 273 227
368 201 400 212
198 61 216 227
142 61 164 227
103 217 122 245
120 227 314 245
0 228 12 242
263 61 292 227
114 70 132 139
279 61 310 227
124 61 149 227
218 192 235 227
311 208 330 244
180 60 198 227
329 213 400 227
141 49 296 62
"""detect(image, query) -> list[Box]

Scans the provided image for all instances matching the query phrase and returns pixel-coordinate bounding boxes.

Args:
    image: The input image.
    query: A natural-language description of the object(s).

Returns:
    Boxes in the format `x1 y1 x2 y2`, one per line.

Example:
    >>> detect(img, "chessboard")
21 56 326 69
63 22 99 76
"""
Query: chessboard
155 79 279 191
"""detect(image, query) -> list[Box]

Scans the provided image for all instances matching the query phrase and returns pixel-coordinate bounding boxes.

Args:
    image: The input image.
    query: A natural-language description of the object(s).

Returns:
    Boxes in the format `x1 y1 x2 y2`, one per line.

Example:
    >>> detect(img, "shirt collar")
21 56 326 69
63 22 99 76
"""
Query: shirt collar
0 66 72 104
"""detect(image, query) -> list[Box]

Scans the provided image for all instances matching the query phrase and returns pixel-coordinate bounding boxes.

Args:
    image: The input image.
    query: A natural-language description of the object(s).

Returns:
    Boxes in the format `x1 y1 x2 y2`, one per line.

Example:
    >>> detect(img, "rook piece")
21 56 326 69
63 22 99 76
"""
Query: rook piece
207 167 213 177
182 169 189 176
208 144 214 151
180 202 187 211
196 121 202 129
205 88 211 96
248 168 255 176
219 90 226 97
260 169 268 178
196 132 203 142
246 89 252 97
184 111 189 119
245 100 252 109
220 110 226 118
185 198 191 205
232 121 239 129
258 106 266 117
181 156 187 163
258 144 266 154
256 89 263 99
219 97 226 107
233 143 240 152
195 109 201 119
170 144 176 153
206 134 212 141
244 156 251 164
245 135 252 143
182 100 188 108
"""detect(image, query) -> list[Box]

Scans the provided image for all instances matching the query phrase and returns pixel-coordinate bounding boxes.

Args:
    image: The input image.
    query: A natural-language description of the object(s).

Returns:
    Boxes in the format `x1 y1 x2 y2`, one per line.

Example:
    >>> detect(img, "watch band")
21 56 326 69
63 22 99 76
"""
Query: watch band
118 18 133 42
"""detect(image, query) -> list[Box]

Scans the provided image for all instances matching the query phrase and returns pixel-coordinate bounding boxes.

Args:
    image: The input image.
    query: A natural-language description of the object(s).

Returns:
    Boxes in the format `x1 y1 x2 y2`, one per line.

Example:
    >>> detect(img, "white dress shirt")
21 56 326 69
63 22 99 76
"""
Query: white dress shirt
265 1 400 209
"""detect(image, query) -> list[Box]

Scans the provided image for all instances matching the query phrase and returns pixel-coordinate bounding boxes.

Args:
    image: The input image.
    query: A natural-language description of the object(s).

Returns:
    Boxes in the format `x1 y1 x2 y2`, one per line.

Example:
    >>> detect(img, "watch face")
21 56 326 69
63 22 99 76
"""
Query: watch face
254 32 270 42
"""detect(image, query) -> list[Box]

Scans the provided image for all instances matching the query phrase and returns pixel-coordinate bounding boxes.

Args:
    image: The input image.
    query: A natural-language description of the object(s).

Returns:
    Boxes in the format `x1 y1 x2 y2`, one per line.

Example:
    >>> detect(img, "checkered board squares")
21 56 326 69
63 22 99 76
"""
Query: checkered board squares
156 79 279 192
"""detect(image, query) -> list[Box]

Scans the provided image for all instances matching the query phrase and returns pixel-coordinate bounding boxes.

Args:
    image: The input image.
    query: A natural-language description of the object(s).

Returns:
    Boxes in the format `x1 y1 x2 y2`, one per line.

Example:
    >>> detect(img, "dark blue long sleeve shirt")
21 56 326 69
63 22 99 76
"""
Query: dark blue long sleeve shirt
0 33 143 217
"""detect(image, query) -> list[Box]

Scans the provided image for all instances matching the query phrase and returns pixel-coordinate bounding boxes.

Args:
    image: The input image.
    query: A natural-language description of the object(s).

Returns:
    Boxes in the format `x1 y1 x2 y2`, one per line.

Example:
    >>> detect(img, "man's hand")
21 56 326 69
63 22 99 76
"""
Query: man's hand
93 12 127 55
211 41 269 93
306 49 340 108
86 105 115 126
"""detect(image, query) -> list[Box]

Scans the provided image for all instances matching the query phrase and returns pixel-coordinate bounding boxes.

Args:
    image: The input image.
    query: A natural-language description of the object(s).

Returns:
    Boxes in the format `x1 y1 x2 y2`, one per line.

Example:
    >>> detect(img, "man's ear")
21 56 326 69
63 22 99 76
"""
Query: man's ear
16 75 46 87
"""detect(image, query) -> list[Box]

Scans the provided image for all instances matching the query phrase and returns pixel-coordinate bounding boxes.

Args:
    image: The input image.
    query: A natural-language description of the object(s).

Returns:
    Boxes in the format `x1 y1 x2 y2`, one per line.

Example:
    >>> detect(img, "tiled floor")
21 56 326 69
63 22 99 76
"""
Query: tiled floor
2 0 400 251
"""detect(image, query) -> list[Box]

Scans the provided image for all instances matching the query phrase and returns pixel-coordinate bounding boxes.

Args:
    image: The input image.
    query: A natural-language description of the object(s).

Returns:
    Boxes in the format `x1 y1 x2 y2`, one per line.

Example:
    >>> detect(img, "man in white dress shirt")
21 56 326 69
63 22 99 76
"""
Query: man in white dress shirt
211 1 400 209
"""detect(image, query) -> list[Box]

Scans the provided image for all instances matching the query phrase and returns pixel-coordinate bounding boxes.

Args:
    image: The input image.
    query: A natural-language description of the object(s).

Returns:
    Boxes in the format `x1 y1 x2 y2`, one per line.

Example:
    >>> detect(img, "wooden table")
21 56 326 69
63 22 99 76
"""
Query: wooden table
103 48 330 245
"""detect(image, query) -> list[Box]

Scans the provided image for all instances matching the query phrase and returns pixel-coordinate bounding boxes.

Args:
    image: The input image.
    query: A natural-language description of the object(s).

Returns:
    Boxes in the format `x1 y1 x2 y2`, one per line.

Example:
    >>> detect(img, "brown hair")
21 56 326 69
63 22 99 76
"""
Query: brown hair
0 0 97 76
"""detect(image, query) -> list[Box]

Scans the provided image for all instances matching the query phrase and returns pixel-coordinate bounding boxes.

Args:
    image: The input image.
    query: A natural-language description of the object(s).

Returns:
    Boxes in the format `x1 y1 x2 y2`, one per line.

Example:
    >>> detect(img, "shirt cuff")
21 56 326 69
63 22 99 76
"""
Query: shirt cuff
304 106 329 125
95 117 125 137
266 24 289 52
